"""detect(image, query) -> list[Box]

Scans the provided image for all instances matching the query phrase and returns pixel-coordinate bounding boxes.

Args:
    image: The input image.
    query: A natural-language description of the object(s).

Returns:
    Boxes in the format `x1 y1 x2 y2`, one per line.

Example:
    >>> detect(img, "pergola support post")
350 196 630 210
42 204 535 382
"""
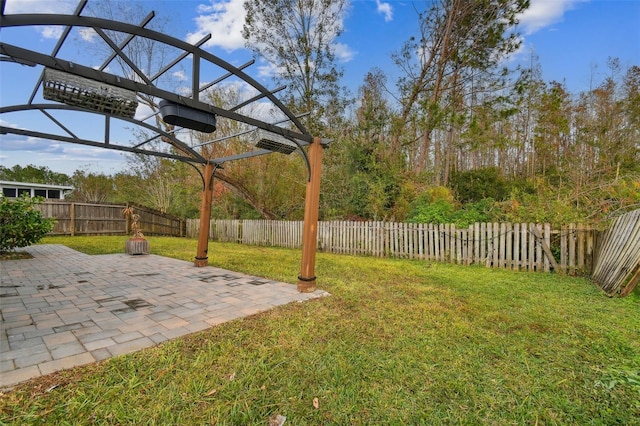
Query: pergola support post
297 137 323 292
195 162 215 267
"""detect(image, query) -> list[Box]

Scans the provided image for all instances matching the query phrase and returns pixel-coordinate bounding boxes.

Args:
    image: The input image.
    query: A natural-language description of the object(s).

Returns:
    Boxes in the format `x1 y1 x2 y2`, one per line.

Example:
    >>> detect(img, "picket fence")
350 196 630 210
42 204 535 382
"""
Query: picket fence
186 219 596 275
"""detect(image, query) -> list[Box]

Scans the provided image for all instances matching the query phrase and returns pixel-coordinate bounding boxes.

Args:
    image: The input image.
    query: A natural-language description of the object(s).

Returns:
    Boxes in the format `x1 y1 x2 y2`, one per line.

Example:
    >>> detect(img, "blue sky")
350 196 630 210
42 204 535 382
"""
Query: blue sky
1 0 639 176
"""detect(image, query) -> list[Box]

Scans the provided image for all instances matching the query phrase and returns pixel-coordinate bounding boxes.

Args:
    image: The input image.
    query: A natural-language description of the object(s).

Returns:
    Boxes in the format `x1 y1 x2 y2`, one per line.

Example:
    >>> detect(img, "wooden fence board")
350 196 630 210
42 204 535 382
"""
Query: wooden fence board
185 219 598 276
493 223 500 268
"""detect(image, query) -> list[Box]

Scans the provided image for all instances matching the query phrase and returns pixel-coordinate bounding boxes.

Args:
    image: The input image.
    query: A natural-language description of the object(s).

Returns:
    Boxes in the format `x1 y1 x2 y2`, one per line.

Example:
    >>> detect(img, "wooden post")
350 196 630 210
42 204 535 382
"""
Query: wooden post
195 163 215 267
621 264 640 297
531 225 560 272
70 202 75 237
298 137 324 292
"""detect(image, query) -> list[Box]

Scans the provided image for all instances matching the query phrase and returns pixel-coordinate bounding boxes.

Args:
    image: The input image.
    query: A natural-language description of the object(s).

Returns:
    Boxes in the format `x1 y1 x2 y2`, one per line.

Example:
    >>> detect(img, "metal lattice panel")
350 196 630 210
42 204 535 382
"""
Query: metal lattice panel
43 68 138 119
253 129 298 155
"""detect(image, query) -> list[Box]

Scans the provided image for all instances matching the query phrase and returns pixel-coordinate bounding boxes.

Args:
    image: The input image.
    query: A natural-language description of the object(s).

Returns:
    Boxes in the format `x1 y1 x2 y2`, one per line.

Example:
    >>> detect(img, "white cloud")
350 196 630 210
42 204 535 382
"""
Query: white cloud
173 70 189 81
186 0 247 51
4 0 78 39
78 28 98 42
376 0 393 22
40 26 64 39
176 86 193 96
257 61 282 79
0 133 65 154
332 42 356 63
4 0 77 14
517 0 589 35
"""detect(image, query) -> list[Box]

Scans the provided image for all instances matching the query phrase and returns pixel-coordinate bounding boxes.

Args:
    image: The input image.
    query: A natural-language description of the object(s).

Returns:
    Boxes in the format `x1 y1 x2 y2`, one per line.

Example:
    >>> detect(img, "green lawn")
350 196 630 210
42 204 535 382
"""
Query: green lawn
1 235 639 424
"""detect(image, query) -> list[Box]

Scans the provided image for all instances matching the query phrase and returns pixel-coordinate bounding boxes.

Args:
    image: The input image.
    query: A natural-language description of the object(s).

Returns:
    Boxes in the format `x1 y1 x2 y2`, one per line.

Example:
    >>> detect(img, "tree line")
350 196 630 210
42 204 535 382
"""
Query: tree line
3 0 638 226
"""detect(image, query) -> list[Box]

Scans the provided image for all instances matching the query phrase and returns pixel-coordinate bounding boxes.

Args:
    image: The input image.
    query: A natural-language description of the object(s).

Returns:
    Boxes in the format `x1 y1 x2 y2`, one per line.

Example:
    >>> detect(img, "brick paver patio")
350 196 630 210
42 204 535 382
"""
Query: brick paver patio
0 245 328 389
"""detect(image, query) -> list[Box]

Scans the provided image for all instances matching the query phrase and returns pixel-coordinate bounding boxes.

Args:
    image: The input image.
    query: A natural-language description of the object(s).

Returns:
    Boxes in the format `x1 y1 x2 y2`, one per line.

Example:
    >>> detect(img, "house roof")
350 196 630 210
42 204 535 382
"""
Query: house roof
0 180 74 191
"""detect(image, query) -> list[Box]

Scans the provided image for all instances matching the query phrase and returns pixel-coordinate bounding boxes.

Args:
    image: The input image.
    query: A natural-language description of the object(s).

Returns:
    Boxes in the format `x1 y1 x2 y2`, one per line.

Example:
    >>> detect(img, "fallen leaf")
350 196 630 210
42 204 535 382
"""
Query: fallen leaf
312 397 319 409
46 385 59 393
204 389 217 397
228 372 236 381
268 414 286 426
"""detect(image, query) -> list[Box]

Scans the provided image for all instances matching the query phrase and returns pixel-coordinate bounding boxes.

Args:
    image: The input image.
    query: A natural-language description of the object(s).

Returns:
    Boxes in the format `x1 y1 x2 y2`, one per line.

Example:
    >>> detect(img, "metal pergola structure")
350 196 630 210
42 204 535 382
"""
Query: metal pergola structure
0 0 324 292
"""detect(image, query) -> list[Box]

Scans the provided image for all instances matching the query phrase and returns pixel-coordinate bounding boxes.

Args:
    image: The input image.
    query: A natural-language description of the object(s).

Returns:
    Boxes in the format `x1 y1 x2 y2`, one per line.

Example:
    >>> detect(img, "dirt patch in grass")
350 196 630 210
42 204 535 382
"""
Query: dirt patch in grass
0 251 33 260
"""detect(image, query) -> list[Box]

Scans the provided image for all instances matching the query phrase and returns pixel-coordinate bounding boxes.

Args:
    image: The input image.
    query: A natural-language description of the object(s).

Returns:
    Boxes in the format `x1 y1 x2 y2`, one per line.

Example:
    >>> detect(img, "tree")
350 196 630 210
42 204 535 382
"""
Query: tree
0 194 55 253
0 164 71 185
115 155 195 215
621 65 640 173
532 81 571 179
325 69 411 220
69 170 115 203
243 0 349 134
393 0 530 183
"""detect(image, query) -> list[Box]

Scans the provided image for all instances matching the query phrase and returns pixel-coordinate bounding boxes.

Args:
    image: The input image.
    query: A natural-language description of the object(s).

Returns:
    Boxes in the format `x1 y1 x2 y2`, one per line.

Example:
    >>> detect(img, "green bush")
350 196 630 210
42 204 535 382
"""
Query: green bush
0 194 55 253
409 196 498 227
450 167 508 203
410 198 456 224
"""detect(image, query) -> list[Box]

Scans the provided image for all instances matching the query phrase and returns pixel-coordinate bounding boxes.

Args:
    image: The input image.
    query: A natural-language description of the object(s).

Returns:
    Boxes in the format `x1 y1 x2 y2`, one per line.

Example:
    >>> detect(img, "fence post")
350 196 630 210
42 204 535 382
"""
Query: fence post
577 223 585 273
70 202 75 237
544 223 551 272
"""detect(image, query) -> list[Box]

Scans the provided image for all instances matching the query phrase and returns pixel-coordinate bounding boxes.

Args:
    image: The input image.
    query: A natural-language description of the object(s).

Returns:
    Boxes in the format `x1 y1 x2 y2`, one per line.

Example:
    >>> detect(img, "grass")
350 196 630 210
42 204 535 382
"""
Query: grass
1 235 639 424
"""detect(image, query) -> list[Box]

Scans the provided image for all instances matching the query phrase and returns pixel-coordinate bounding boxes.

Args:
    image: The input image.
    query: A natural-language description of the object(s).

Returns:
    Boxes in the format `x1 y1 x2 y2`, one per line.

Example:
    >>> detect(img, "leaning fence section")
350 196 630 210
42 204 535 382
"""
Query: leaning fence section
591 209 640 296
187 219 596 275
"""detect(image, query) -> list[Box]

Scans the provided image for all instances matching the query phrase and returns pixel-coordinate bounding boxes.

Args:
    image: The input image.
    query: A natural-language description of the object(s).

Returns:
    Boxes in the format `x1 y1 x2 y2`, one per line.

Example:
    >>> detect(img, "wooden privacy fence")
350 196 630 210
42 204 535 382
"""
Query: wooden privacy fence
187 219 596 275
36 201 185 237
591 209 640 296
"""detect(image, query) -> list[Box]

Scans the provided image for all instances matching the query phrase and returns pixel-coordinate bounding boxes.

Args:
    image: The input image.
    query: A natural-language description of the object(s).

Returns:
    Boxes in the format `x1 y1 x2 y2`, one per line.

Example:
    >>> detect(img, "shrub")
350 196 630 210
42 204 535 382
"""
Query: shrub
410 198 456 224
450 167 507 203
409 195 498 227
0 194 55 253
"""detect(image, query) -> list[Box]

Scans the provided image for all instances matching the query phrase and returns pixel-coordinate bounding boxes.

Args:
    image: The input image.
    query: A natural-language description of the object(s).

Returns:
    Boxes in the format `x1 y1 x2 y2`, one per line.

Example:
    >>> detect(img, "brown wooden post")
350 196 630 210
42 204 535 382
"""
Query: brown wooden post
70 202 75 237
297 137 324 292
195 163 215 267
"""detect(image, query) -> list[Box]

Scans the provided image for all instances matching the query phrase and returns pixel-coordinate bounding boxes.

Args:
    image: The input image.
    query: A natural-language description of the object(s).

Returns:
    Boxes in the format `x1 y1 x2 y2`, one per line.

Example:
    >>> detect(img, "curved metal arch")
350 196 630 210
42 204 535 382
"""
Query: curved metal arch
1 103 204 157
0 103 210 165
0 12 312 144
0 104 208 163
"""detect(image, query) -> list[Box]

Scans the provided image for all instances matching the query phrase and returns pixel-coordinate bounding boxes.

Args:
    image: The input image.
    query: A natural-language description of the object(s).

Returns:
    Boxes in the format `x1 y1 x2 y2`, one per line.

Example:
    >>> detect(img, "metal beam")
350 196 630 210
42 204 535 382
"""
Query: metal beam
93 27 153 86
198 58 255 95
0 14 311 139
0 126 207 164
229 85 286 112
149 34 211 82
194 112 311 148
39 109 78 139
99 11 156 72
1 42 312 144
207 149 273 164
1 103 207 162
